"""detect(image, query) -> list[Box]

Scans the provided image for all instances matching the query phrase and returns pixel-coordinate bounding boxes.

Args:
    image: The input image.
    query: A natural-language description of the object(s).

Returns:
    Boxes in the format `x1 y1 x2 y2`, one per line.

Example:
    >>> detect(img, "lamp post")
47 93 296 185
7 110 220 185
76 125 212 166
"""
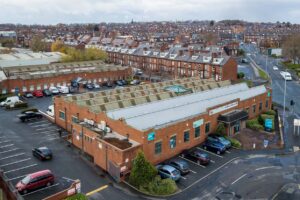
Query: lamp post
283 68 287 127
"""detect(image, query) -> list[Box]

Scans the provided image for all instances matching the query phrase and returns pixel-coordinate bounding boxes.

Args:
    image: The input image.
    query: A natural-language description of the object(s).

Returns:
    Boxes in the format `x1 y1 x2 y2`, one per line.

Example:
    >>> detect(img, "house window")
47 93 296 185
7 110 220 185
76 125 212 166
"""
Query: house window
169 135 176 149
205 123 210 134
30 85 34 91
259 102 262 111
72 116 79 124
155 141 162 155
266 100 269 108
2 89 7 94
37 84 41 90
22 86 27 92
245 107 250 113
44 84 48 89
59 111 65 120
184 130 190 143
195 127 200 138
252 105 256 114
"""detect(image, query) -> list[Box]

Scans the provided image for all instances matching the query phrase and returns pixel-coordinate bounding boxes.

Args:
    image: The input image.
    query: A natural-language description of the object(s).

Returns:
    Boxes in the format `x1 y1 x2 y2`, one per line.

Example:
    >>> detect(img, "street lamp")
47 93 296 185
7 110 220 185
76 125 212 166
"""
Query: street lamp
283 68 287 127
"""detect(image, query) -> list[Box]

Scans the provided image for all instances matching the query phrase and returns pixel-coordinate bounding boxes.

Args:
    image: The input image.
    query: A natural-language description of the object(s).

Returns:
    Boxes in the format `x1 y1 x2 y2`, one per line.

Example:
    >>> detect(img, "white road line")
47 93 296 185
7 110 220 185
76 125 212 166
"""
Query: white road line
255 166 280 171
7 174 27 181
190 170 197 174
0 144 14 149
22 183 60 197
0 148 19 154
180 176 187 180
28 120 47 125
0 158 31 167
36 127 56 131
33 130 57 135
196 147 223 158
226 150 231 154
231 173 247 185
0 136 4 139
46 137 60 141
31 123 51 128
0 153 25 160
210 160 215 163
62 177 76 182
179 156 206 168
0 140 10 144
4 164 37 174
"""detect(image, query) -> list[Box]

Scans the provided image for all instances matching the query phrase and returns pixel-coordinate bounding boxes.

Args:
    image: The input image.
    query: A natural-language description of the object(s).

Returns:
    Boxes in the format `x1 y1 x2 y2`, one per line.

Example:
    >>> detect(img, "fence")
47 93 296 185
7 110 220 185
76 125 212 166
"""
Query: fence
0 169 23 200
43 179 81 200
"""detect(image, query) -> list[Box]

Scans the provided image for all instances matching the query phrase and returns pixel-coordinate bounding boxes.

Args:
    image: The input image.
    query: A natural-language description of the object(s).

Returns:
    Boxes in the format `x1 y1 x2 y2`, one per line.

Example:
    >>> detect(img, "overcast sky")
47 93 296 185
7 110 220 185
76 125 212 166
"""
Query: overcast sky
1 0 300 24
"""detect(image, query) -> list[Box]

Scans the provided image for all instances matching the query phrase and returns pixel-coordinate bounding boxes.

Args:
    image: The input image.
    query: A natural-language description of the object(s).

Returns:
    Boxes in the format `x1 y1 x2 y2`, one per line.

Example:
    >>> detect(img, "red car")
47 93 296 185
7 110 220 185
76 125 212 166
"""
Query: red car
32 90 44 97
15 170 54 194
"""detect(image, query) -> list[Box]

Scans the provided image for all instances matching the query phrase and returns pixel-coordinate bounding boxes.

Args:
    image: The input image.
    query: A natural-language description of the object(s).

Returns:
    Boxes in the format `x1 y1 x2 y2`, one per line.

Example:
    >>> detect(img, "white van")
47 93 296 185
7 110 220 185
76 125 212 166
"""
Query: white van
57 86 69 94
46 105 54 117
280 71 292 81
0 96 20 107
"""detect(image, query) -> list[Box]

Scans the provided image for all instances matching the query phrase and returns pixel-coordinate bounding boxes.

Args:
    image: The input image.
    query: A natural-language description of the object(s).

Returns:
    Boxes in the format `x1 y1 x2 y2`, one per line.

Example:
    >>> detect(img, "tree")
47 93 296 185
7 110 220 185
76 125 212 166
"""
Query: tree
51 40 67 53
282 34 300 64
60 47 107 62
0 38 16 48
31 36 48 52
129 151 157 187
210 20 215 26
215 123 226 135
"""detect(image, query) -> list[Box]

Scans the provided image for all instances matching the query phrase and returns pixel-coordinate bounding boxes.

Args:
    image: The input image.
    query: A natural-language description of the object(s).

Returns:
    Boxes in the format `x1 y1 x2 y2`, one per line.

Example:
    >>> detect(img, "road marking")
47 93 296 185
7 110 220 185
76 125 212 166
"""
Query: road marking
210 160 215 163
180 176 187 180
178 156 206 168
0 158 31 167
31 123 51 128
231 173 247 185
36 127 56 131
7 174 27 181
190 170 197 174
0 136 4 139
0 153 25 160
22 183 60 197
28 120 47 125
46 137 60 141
0 148 19 154
0 140 10 144
0 144 14 149
226 150 231 154
86 185 109 196
34 130 57 134
62 177 76 182
196 147 223 158
4 164 37 174
255 166 281 171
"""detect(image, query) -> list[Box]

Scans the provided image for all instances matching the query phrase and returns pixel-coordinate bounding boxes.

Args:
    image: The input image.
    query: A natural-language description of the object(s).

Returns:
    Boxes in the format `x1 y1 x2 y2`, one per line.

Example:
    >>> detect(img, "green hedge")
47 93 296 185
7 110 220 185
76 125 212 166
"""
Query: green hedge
139 176 178 196
64 193 87 200
5 102 28 110
264 110 276 116
21 107 38 113
246 118 264 131
224 136 242 148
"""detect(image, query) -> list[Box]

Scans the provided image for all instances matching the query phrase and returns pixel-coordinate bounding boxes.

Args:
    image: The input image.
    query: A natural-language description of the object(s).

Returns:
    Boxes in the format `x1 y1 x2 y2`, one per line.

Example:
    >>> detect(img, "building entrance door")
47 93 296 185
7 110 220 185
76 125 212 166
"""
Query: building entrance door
233 123 240 134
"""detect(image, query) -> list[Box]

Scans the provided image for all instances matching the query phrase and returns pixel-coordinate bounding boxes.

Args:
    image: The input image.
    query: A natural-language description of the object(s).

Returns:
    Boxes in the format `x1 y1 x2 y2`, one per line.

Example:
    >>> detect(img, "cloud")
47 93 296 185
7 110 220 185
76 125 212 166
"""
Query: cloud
0 0 300 24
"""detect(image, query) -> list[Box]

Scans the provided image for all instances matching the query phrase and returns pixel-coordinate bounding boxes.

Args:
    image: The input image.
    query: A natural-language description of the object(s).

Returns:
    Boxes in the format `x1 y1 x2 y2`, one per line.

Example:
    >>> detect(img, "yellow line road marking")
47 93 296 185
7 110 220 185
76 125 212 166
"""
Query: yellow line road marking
86 185 109 196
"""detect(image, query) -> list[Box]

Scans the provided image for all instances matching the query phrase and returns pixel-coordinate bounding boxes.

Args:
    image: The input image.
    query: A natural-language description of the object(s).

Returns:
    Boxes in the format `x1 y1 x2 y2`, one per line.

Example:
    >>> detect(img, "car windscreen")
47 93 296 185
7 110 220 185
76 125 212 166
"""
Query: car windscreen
21 175 31 184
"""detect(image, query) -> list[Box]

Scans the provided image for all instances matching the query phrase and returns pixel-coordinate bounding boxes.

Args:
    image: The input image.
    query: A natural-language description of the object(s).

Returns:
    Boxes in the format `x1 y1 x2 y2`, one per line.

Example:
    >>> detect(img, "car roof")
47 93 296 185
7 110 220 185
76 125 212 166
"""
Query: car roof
170 158 187 165
29 169 52 178
37 146 49 151
162 165 177 171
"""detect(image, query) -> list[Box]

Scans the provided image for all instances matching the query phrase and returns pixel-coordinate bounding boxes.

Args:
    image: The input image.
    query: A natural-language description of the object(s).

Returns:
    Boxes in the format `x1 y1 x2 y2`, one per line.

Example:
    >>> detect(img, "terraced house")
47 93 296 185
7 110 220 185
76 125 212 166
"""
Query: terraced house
54 77 271 181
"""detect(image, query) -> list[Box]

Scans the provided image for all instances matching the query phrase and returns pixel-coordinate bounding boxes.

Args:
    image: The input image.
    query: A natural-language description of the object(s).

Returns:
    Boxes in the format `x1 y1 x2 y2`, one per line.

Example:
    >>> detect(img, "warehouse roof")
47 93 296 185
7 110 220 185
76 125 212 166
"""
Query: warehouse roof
107 83 267 131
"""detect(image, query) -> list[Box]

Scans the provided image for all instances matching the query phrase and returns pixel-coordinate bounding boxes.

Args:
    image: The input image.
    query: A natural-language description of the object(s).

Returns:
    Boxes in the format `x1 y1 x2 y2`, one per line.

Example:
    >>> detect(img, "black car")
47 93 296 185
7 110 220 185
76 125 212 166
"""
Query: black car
116 80 124 86
168 158 190 175
32 147 52 160
121 80 127 85
23 92 33 98
85 83 94 90
105 81 113 87
182 149 210 165
202 140 226 155
42 89 52 97
18 111 43 122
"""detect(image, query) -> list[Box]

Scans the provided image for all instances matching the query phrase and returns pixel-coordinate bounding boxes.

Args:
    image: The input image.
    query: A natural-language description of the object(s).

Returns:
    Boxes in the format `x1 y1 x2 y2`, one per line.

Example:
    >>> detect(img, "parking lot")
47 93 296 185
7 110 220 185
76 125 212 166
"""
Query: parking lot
164 146 241 190
0 108 110 199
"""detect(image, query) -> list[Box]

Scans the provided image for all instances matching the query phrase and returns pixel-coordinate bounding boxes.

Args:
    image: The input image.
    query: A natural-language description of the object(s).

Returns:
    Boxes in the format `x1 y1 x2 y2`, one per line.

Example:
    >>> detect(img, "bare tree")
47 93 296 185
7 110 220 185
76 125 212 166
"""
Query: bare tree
282 34 300 64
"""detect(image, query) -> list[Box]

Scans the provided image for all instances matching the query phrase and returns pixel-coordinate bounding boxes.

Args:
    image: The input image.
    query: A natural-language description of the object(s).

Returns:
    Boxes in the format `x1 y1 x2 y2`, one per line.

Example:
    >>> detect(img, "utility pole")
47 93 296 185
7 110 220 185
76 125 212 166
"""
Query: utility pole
265 54 268 75
283 68 287 127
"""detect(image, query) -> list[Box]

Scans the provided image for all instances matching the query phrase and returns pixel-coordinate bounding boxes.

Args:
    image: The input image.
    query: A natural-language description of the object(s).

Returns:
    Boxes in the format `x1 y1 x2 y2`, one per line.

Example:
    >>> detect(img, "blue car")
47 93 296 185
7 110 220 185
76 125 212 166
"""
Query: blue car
207 135 231 149
203 140 226 155
156 165 181 181
168 158 190 175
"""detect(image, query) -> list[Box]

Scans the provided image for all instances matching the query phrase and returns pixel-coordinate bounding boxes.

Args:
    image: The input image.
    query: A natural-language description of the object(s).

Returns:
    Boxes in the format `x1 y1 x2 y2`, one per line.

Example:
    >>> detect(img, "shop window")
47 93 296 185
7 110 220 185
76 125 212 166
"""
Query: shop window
155 141 162 154
169 135 176 149
59 111 65 120
30 85 34 91
252 105 256 114
205 123 210 134
184 130 190 143
259 102 262 111
195 127 200 138
266 100 269 108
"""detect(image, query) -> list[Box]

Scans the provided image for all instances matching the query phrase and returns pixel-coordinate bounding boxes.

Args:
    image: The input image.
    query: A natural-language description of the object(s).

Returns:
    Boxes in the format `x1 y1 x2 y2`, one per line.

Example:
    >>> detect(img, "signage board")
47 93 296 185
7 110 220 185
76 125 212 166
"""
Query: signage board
263 139 269 148
209 101 238 116
193 119 204 128
294 119 300 126
265 118 273 131
147 132 155 141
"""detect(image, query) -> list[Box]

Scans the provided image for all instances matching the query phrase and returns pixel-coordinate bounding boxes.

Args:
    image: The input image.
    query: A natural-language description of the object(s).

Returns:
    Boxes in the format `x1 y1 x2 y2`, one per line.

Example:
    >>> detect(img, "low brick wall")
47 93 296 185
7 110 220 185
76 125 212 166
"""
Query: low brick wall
0 170 23 200
43 180 81 200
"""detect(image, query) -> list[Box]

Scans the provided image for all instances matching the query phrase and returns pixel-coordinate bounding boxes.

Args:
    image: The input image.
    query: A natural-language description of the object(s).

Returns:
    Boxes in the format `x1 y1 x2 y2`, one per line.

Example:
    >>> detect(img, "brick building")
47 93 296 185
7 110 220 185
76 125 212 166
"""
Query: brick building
54 78 271 179
0 60 131 94
91 45 238 81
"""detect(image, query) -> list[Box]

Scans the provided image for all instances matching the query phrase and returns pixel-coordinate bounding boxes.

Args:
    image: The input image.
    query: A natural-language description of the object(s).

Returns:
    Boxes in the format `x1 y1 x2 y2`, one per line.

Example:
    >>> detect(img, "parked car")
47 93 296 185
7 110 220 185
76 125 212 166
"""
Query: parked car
202 140 226 155
68 86 77 93
23 92 33 98
42 89 52 97
156 165 181 181
46 105 54 117
32 90 44 97
105 81 113 87
85 83 94 90
0 96 20 107
121 80 127 85
15 170 54 194
130 79 140 85
32 147 52 160
207 135 231 149
57 86 69 94
93 83 100 89
182 149 210 165
135 69 143 75
18 111 43 122
168 158 190 175
116 80 124 86
48 87 59 95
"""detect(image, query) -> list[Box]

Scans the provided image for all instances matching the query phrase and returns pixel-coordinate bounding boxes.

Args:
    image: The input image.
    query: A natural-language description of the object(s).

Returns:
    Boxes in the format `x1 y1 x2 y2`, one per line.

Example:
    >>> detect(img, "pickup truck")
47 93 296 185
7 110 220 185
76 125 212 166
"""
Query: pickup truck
18 111 43 122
